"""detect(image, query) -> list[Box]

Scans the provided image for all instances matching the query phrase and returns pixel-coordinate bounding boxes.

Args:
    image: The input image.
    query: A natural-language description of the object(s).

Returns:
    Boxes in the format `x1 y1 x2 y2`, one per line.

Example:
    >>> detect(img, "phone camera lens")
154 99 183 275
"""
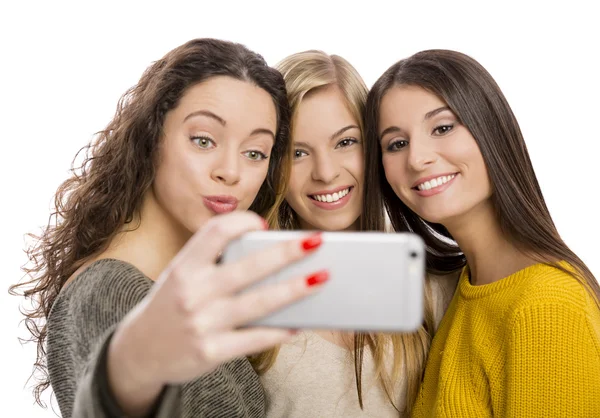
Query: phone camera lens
410 251 418 258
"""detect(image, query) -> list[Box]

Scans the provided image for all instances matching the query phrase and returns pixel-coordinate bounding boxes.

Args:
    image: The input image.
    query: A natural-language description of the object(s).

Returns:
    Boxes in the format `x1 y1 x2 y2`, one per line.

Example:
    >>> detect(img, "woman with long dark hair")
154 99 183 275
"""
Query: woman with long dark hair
364 49 600 416
11 38 328 417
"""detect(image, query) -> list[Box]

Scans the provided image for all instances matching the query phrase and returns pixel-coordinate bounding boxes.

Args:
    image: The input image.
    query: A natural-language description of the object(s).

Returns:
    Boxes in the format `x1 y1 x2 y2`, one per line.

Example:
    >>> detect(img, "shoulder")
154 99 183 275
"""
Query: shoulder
62 258 151 301
504 263 600 340
49 258 153 326
512 263 593 314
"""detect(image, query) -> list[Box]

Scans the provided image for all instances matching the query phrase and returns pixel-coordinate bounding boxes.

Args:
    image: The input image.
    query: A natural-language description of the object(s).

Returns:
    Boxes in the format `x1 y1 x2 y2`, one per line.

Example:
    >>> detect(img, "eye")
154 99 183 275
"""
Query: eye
243 150 268 161
386 140 408 152
294 149 308 160
191 135 215 149
432 124 454 136
335 137 359 149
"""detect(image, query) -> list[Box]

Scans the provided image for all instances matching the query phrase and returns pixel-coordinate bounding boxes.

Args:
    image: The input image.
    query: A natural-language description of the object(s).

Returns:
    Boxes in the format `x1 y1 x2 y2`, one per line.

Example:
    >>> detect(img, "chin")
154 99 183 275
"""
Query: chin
320 217 358 232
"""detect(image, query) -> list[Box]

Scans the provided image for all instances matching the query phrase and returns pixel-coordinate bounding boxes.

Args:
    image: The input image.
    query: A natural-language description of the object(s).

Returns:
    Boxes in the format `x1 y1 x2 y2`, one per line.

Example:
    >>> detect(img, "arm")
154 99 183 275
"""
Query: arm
48 211 328 418
505 301 600 417
47 260 180 418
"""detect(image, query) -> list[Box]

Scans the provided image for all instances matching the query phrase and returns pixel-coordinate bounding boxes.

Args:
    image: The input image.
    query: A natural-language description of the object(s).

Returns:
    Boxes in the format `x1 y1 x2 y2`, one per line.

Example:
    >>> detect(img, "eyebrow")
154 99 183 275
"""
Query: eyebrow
184 110 226 125
330 124 360 141
424 106 451 121
294 141 311 149
378 106 453 141
183 109 276 141
294 124 360 149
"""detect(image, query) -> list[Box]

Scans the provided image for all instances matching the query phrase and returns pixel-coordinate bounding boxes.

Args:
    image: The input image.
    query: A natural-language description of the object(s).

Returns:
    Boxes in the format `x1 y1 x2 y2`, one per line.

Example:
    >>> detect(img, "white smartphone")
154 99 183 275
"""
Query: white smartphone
222 231 425 332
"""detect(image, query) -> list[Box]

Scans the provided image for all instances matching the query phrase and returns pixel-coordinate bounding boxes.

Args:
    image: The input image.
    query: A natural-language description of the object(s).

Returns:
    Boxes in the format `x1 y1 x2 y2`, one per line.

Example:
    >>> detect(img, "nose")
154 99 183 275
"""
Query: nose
211 148 241 186
407 135 438 171
311 151 340 184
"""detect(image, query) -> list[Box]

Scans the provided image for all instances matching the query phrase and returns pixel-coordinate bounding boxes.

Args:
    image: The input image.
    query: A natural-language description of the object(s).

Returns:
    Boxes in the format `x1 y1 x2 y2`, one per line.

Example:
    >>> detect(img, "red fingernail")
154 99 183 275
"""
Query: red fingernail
261 218 269 230
306 270 329 287
301 232 322 252
289 329 300 335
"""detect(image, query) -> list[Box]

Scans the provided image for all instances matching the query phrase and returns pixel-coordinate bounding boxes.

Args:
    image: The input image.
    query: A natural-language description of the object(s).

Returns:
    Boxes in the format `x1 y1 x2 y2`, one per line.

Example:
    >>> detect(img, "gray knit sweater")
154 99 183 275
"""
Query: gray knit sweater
47 258 265 417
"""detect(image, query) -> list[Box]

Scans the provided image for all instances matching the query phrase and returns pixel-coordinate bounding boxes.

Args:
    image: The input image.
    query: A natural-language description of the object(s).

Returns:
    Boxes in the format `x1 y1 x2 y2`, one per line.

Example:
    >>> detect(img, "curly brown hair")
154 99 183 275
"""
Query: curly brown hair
9 38 292 406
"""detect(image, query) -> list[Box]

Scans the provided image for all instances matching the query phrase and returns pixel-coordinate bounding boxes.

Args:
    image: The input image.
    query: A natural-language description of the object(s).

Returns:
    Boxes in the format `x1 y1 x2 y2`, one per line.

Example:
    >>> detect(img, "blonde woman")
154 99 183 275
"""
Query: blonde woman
251 50 459 417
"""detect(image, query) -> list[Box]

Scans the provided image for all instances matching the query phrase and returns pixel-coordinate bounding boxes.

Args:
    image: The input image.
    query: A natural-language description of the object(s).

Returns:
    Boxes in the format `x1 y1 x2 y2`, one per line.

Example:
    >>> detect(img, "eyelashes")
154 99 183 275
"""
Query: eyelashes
336 137 359 149
432 124 454 136
293 137 360 160
386 140 408 152
190 136 269 161
191 135 215 149
294 149 308 159
384 124 455 152
243 150 268 161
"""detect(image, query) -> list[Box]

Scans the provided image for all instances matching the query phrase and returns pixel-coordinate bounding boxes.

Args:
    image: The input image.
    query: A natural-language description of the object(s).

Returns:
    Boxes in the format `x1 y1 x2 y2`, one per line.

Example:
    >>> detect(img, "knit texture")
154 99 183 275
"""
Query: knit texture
412 263 600 417
47 258 265 417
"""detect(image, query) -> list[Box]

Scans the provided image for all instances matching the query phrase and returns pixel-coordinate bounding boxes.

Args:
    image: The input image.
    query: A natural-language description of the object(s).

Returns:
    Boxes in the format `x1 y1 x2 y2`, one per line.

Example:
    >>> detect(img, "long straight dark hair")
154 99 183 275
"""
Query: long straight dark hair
364 49 599 303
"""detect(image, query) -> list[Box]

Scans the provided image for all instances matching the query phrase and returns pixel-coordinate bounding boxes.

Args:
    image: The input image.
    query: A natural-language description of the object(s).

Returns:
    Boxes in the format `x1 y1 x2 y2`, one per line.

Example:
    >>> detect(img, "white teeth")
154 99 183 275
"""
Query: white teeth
417 174 456 191
310 187 351 203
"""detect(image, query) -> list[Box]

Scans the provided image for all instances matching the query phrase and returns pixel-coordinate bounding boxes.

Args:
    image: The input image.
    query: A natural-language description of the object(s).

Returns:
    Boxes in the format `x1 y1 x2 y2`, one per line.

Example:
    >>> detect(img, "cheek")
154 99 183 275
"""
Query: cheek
347 149 365 182
382 155 403 190
239 162 270 208
286 164 309 201
155 152 208 207
448 140 490 186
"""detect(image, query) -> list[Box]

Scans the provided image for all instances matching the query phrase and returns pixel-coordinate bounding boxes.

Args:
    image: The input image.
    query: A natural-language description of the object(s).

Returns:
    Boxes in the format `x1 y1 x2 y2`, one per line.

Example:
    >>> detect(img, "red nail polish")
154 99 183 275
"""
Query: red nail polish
301 233 322 252
261 218 269 230
306 270 329 287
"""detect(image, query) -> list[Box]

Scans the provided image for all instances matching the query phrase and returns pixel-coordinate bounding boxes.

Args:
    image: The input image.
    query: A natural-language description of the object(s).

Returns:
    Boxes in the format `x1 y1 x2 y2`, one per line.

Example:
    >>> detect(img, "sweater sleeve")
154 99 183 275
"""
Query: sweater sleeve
505 301 600 417
47 259 182 417
47 259 265 418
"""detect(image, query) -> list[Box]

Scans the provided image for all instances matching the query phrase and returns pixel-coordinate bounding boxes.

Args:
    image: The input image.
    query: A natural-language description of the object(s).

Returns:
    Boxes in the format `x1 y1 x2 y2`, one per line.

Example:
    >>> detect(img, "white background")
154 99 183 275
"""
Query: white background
1 1 598 416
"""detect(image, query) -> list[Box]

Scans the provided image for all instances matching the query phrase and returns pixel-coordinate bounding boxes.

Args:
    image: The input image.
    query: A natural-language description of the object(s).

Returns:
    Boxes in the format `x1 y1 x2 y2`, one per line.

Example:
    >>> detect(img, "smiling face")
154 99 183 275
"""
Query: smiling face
378 85 492 226
285 85 364 231
152 75 277 234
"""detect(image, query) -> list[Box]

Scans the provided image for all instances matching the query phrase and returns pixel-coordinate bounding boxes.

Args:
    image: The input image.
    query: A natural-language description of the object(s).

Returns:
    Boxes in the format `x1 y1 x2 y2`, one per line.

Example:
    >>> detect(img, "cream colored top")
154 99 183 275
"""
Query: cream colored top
261 331 403 417
260 273 458 418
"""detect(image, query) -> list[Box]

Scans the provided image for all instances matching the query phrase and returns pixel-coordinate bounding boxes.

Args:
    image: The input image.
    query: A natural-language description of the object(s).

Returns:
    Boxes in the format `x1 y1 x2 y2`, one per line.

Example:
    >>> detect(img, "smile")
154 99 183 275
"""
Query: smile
309 187 352 203
415 174 456 191
308 186 354 210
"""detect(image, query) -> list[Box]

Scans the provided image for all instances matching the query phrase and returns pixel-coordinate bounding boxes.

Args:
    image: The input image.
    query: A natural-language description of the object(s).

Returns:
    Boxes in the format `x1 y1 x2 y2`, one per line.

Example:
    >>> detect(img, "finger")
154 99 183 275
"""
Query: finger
214 231 323 296
196 270 329 332
171 211 267 269
198 328 297 365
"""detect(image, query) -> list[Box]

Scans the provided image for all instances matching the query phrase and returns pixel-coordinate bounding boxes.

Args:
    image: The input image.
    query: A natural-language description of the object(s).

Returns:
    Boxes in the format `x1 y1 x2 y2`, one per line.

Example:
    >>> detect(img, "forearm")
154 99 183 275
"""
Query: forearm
106 323 165 417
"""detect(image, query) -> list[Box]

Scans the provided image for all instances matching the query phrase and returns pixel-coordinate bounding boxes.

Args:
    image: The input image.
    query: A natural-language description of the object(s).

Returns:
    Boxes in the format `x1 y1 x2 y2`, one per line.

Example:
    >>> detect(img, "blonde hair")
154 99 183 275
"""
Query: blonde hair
272 50 367 230
250 50 437 415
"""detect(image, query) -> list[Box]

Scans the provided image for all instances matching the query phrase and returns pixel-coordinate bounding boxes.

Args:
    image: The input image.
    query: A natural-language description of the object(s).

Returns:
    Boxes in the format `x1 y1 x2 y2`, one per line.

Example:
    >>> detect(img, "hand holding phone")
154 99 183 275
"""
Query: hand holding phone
222 231 425 332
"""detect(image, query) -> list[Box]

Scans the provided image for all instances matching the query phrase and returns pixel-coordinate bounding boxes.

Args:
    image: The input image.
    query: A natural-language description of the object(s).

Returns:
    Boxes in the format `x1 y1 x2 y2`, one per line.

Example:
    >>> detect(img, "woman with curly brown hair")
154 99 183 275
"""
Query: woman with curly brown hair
11 38 328 417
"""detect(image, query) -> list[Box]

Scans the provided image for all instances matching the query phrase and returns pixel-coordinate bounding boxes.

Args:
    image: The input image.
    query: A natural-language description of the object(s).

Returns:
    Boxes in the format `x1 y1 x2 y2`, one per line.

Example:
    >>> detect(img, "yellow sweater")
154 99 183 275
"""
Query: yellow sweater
412 263 600 417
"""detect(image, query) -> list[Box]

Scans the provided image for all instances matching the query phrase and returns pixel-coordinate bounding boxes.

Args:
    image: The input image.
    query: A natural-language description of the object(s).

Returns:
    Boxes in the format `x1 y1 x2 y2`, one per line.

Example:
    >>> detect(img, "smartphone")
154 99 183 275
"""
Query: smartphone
222 231 425 332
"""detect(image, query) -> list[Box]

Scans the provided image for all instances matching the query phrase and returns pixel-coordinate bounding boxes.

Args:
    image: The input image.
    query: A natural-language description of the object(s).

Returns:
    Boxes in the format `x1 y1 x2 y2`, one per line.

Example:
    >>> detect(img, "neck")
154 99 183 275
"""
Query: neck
444 200 535 286
101 188 192 280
